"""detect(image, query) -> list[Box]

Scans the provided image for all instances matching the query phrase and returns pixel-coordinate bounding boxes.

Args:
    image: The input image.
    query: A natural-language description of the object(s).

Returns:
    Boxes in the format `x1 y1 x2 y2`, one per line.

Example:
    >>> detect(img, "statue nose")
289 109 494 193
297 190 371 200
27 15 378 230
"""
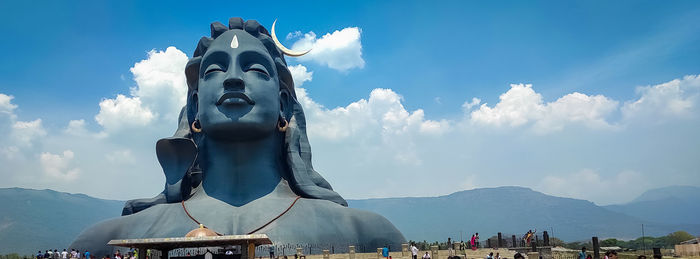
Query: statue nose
223 77 244 91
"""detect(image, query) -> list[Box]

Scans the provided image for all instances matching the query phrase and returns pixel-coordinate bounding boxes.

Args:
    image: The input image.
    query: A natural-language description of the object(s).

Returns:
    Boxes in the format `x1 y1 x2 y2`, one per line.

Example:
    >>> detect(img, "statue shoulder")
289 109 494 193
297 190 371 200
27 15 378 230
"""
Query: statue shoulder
293 199 406 245
70 216 127 255
71 203 186 253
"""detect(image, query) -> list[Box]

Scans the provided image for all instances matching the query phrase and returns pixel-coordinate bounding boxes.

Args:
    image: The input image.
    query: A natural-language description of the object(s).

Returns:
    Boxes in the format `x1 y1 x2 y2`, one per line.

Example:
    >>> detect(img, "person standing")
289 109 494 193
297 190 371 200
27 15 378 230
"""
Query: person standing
579 247 587 259
447 238 454 257
411 244 419 259
470 234 477 251
62 249 68 259
84 251 90 259
382 245 389 258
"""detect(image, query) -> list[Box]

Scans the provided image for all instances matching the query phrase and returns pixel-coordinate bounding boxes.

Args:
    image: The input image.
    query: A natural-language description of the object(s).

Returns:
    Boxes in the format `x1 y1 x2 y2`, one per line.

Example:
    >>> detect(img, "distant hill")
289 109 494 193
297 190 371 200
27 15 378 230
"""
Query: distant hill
604 186 700 225
0 188 124 255
347 186 700 243
2 186 699 256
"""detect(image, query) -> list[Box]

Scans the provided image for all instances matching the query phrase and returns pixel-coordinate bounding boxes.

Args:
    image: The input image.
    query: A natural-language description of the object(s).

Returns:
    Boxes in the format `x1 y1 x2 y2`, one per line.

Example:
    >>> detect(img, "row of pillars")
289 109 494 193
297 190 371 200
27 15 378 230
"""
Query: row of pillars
483 231 551 249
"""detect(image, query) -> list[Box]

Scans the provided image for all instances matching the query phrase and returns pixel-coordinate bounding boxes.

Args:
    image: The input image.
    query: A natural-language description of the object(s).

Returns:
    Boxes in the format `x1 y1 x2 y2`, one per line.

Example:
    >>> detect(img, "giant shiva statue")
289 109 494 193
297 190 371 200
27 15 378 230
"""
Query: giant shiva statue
70 18 405 254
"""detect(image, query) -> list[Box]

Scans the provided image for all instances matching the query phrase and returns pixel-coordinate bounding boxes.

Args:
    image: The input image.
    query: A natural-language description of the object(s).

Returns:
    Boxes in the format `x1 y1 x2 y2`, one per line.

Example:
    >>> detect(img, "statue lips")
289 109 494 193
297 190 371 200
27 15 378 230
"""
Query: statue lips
216 92 255 106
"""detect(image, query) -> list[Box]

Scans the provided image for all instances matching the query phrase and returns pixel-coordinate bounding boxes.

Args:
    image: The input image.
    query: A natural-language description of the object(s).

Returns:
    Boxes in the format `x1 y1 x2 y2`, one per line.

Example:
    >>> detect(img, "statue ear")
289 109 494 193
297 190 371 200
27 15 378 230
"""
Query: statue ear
186 91 199 129
279 88 292 120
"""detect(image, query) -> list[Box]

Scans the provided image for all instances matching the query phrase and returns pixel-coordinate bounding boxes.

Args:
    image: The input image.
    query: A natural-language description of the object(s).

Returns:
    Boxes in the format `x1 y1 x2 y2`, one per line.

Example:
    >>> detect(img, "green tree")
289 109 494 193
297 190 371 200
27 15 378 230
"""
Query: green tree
601 238 620 247
667 231 695 245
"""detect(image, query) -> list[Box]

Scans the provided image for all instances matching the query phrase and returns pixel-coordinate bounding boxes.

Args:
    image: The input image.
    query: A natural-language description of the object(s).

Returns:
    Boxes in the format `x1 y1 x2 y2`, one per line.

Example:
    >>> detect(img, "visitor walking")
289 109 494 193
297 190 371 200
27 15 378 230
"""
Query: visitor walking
411 244 418 259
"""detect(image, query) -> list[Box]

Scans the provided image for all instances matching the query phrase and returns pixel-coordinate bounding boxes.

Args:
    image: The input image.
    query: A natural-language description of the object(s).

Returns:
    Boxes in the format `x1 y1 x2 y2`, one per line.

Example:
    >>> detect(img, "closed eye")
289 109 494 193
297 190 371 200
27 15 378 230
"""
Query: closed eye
246 64 270 77
204 64 225 75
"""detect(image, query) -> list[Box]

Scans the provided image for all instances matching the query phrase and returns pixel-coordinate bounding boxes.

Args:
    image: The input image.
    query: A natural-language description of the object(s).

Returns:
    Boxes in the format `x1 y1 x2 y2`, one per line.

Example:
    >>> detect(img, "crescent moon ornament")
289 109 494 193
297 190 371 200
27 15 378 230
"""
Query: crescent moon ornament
271 19 311 57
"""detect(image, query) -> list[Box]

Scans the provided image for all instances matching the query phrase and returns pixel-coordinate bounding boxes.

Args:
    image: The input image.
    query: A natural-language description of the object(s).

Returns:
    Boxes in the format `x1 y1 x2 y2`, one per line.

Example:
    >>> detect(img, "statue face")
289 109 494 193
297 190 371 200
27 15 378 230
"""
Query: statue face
196 30 280 141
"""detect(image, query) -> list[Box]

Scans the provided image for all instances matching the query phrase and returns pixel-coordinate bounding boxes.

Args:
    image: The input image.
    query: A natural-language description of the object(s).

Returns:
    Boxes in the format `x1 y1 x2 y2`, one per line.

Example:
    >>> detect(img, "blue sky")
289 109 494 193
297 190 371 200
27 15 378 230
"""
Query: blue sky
1 1 699 205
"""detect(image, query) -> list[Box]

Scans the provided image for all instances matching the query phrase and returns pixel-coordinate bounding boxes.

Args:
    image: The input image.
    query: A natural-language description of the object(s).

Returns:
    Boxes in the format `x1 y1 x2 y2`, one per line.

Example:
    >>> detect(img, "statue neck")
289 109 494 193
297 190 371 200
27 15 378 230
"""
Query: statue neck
199 134 285 206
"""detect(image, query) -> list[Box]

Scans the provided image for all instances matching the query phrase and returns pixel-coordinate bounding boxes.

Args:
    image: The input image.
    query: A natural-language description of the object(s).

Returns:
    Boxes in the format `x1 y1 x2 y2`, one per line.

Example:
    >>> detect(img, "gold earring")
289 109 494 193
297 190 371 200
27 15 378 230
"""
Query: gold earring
278 118 288 132
191 120 202 133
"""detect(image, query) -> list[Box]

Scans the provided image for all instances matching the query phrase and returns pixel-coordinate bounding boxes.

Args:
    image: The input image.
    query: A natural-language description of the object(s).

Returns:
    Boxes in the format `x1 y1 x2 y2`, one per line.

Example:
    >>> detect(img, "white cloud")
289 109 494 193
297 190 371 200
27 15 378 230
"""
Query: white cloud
64 119 88 136
470 84 618 133
129 47 189 120
461 97 481 111
286 31 302 40
291 27 364 71
95 94 154 132
299 88 449 140
0 93 17 116
288 64 313 87
11 119 46 148
622 74 700 121
95 47 188 135
40 150 80 181
105 149 136 165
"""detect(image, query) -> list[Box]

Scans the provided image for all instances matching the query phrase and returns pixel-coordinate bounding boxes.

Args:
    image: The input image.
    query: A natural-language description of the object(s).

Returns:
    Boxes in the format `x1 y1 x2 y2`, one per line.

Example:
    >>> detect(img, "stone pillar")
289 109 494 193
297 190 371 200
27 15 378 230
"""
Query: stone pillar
378 248 384 259
498 233 503 249
137 249 146 259
512 235 517 248
430 246 438 259
592 237 600 259
527 252 539 259
323 250 330 259
349 246 355 259
402 244 409 257
487 239 491 249
653 248 662 259
543 231 550 247
248 242 256 259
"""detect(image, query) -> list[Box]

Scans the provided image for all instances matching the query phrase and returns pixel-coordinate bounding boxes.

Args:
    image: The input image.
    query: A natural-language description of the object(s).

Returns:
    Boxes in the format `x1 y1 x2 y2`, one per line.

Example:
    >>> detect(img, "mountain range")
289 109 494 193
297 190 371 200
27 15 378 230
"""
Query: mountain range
1 186 698 255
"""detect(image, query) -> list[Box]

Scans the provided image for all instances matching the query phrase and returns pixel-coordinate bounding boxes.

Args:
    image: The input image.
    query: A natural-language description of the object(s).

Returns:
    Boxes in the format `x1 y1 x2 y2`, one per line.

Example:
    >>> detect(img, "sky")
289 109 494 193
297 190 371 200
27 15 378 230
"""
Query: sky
1 1 699 205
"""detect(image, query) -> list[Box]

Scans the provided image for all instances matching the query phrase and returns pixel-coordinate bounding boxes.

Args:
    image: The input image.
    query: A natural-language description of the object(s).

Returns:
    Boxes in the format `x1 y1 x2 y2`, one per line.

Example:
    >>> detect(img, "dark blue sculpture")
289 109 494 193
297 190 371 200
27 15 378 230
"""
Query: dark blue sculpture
71 18 405 254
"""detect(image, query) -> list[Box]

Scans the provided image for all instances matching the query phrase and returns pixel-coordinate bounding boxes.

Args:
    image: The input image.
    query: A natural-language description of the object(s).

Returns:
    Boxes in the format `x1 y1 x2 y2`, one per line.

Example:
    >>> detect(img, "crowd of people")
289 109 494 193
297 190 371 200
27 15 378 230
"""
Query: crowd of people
35 249 136 259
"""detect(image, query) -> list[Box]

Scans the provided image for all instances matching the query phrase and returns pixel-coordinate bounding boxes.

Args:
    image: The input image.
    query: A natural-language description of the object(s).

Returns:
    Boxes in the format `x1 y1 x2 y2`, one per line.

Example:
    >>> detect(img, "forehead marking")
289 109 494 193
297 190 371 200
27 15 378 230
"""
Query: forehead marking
230 34 239 49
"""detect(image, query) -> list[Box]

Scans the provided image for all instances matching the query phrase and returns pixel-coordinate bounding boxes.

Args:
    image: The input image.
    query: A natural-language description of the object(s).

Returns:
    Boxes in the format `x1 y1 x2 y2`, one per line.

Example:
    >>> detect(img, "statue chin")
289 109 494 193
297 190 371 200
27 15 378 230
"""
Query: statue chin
203 119 277 141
